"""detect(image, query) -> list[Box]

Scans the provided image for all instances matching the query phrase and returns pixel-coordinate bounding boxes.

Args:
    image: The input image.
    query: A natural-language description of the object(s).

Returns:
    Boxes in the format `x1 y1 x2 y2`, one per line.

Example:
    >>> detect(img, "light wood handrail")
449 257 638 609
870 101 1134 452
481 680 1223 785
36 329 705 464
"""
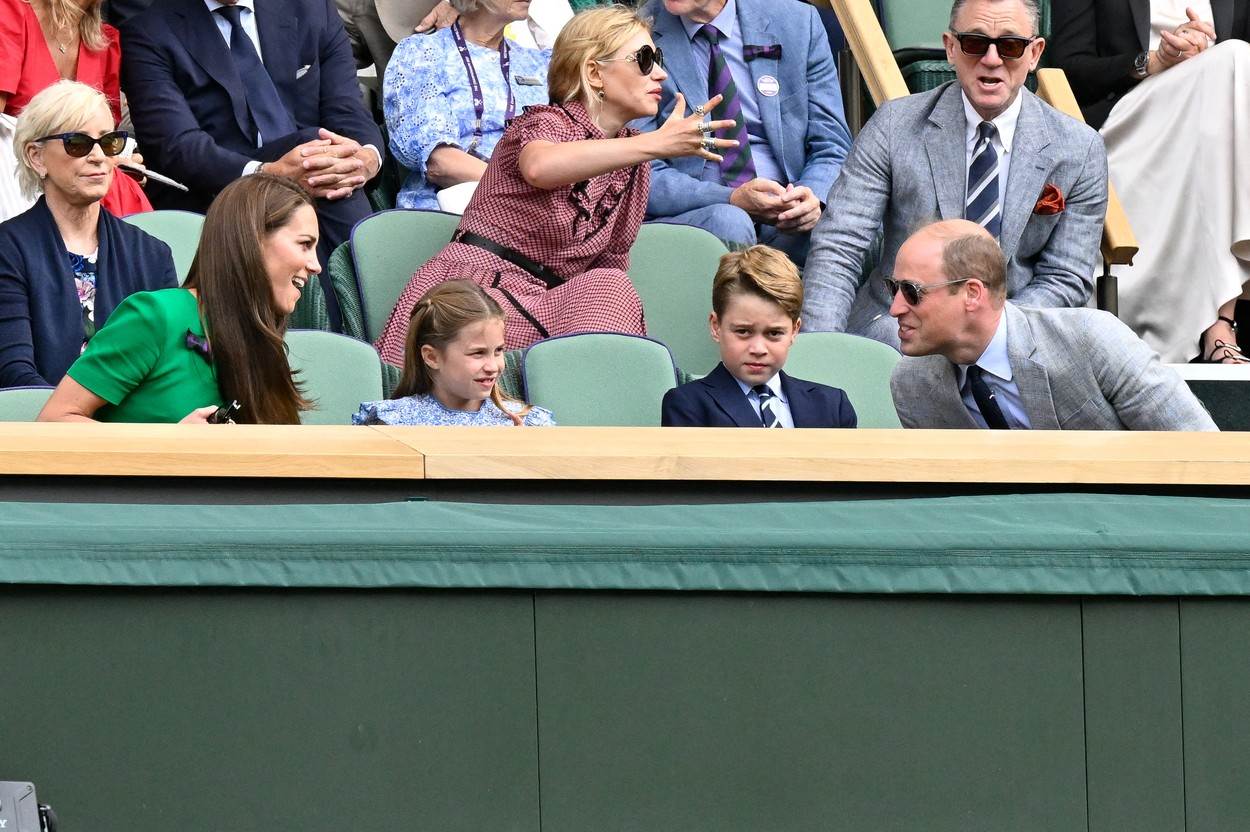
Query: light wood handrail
0 424 1248 485
829 0 1137 270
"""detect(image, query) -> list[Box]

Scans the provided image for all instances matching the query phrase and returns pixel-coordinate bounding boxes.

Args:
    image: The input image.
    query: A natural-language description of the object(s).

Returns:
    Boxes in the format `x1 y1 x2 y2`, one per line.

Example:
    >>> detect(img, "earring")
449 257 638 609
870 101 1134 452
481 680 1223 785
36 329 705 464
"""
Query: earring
595 88 606 101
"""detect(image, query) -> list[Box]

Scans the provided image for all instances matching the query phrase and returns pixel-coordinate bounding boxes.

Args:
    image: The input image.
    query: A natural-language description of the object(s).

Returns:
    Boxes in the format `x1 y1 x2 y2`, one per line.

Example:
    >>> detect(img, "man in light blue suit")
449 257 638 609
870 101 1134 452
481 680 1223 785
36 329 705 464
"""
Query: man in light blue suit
636 0 853 266
802 0 1108 348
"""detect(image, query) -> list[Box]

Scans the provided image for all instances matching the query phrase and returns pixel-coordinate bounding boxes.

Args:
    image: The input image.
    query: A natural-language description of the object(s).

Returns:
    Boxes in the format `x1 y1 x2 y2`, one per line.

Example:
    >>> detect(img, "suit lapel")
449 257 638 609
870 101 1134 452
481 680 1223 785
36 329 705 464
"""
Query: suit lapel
999 92 1052 259
1129 0 1151 49
1004 303 1060 429
172 0 252 141
933 360 978 428
1211 0 1234 40
651 10 704 109
255 0 298 108
924 83 968 222
778 372 814 427
737 2 785 180
702 364 762 427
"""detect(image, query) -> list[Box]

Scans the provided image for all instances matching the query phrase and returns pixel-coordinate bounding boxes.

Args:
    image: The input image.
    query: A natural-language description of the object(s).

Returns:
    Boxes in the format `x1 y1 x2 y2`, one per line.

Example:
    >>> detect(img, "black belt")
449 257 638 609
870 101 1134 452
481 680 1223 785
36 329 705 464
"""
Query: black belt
453 231 565 289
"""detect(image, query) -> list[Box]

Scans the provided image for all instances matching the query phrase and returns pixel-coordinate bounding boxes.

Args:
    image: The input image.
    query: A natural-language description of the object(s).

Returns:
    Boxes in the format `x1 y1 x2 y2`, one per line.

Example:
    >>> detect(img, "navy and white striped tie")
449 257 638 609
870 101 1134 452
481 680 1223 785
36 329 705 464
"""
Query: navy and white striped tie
965 121 1001 239
753 385 782 428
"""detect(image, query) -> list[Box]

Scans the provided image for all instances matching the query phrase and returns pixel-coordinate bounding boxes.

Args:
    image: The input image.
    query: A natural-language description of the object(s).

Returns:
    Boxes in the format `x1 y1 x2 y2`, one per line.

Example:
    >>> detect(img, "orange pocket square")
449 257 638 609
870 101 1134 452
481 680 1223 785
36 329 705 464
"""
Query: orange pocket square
1033 183 1065 215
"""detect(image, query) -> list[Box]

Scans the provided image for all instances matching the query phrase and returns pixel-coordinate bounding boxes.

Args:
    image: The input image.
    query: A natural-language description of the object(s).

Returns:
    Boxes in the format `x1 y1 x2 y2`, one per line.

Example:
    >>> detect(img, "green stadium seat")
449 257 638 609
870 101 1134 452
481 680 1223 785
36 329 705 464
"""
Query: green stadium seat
352 209 461 343
285 330 385 425
522 333 679 426
784 332 903 428
0 386 54 421
627 222 728 377
122 210 204 284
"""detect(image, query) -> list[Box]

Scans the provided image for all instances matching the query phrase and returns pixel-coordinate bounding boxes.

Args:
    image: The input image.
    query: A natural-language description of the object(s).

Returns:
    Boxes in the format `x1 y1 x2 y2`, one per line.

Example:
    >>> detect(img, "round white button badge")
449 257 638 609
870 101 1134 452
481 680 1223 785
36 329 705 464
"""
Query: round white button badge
757 75 780 97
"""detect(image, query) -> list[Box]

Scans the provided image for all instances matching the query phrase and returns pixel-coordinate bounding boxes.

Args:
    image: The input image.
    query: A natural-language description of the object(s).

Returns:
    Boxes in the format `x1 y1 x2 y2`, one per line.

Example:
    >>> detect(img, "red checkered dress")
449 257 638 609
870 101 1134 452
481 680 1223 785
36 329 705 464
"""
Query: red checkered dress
376 101 649 363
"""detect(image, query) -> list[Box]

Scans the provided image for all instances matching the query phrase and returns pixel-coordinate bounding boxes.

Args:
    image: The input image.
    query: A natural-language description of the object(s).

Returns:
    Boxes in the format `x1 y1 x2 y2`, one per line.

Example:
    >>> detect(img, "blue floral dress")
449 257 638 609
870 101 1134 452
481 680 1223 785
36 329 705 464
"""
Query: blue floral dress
353 393 556 426
384 28 551 210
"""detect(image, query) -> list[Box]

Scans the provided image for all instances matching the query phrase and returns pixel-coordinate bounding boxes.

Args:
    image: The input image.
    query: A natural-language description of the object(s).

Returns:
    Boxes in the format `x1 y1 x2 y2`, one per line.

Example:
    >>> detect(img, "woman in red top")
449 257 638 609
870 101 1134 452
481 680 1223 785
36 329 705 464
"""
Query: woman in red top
0 0 150 219
376 5 734 360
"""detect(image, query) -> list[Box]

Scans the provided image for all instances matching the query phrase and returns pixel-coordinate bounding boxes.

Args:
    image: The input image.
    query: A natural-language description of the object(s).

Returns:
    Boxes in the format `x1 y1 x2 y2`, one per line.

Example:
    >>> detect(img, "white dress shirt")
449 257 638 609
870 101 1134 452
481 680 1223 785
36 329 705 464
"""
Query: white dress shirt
957 309 1032 429
961 90 1023 205
733 372 795 428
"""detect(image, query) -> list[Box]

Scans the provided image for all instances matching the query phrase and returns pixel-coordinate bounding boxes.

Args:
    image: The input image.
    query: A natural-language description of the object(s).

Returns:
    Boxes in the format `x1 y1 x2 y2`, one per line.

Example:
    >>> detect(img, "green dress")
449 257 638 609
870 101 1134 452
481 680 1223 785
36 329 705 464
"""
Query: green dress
67 288 224 423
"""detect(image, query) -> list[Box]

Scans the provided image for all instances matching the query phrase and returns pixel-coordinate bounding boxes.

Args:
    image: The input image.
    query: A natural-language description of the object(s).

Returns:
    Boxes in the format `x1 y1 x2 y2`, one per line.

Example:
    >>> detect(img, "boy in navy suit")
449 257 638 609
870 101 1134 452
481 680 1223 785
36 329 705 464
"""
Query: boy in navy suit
662 245 857 428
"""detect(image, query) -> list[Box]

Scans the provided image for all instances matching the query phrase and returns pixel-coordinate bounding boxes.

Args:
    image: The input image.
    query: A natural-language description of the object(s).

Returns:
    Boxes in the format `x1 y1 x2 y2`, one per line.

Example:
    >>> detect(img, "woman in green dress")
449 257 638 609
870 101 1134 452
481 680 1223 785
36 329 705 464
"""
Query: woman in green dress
38 173 317 424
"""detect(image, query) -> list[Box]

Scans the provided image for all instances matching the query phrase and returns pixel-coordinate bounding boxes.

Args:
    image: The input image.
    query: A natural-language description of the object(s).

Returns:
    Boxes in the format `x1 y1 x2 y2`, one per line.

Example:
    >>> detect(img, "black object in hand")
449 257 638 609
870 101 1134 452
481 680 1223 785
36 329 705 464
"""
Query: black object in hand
208 400 241 424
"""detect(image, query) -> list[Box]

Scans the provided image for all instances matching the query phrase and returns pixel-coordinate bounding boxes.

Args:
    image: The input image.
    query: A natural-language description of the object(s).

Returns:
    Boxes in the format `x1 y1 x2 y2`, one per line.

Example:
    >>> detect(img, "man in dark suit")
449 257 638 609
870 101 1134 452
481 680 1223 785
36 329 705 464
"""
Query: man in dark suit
119 0 384 326
662 245 857 428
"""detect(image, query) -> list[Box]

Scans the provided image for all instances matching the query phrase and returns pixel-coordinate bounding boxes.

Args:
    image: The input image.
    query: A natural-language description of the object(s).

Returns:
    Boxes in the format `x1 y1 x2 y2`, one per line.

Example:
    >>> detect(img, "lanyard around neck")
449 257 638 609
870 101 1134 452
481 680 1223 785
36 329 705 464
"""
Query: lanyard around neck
450 21 515 160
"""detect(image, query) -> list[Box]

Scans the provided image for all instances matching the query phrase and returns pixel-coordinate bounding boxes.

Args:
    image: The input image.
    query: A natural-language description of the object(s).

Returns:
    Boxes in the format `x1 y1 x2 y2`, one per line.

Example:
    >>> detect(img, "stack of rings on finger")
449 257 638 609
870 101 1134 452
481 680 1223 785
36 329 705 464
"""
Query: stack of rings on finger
701 136 716 152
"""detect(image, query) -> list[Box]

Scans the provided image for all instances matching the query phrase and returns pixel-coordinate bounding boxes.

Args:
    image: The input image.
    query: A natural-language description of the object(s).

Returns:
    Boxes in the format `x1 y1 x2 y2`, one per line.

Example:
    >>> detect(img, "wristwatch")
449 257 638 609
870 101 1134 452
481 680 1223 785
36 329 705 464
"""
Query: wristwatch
1132 50 1151 79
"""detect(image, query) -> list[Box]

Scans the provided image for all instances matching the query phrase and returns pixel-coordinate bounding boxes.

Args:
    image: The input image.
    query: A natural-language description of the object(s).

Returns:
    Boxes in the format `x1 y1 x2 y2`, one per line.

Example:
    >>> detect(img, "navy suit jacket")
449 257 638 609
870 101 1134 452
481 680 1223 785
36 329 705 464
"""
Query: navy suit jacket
0 198 177 388
119 0 382 215
662 362 857 427
636 0 852 218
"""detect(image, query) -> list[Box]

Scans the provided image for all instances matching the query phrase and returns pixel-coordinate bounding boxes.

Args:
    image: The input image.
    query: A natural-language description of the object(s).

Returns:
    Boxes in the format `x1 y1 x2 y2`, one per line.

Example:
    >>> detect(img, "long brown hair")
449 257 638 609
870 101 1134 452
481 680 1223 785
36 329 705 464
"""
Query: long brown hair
27 0 108 52
396 280 530 424
184 174 313 424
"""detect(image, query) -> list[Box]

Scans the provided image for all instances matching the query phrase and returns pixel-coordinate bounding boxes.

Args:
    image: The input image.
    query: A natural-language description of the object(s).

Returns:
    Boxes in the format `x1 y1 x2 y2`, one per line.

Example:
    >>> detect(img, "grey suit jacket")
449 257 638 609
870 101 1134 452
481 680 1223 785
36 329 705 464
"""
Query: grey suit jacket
802 82 1109 347
890 303 1218 431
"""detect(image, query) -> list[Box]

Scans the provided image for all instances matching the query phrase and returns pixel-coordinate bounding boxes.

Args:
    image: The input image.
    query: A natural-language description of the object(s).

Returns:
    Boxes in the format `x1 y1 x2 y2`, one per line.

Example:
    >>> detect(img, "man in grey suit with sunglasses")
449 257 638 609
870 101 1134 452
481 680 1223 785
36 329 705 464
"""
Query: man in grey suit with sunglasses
888 220 1216 431
801 0 1108 349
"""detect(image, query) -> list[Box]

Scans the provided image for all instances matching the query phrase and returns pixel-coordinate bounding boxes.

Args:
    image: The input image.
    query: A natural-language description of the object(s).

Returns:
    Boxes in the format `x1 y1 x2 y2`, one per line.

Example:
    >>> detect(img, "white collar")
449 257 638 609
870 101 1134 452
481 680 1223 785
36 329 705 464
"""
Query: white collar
961 88 1023 154
733 370 787 402
959 309 1012 386
205 0 256 14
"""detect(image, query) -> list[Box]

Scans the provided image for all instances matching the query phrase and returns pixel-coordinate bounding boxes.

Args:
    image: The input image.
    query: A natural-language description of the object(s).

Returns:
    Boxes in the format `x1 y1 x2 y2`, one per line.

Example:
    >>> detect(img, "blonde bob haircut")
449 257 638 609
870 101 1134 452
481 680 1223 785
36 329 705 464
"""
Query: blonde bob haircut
712 245 805 323
14 80 114 199
548 5 652 114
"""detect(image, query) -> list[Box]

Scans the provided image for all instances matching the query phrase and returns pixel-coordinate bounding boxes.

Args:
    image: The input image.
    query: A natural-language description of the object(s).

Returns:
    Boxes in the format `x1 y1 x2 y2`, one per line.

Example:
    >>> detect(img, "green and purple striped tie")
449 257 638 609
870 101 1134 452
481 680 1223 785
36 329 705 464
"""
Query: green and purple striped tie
699 24 756 189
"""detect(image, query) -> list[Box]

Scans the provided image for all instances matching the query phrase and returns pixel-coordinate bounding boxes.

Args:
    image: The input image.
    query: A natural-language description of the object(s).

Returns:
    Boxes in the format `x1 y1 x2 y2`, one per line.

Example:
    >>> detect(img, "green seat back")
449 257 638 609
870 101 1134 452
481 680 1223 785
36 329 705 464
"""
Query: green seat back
522 333 678 426
122 210 205 285
285 330 384 425
352 209 461 343
627 223 727 376
784 332 903 428
0 386 54 421
882 0 1050 50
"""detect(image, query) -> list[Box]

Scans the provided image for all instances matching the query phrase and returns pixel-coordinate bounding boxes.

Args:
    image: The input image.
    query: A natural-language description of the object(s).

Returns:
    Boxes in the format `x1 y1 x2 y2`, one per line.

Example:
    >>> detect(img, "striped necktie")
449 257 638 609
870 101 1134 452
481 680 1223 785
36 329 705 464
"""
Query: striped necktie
215 5 297 144
699 24 755 188
965 121 1001 239
753 384 782 428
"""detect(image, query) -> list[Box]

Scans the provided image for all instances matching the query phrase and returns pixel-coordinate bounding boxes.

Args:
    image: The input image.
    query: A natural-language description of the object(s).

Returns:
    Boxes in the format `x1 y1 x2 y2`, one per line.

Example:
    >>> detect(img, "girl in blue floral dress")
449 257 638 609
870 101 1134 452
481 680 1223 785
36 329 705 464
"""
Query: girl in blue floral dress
354 280 554 426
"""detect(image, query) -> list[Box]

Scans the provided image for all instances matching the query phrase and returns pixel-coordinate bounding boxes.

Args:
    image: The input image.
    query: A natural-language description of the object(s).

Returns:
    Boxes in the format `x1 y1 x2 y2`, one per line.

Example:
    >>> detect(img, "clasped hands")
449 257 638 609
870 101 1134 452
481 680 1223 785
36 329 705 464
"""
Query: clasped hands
265 128 380 200
1154 6 1216 70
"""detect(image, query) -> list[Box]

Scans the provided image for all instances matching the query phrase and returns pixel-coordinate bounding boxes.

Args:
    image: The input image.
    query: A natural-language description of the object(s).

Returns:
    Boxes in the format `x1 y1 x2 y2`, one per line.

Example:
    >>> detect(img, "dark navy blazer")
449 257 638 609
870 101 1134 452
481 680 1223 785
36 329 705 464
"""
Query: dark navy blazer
118 0 381 218
0 198 178 388
661 362 857 428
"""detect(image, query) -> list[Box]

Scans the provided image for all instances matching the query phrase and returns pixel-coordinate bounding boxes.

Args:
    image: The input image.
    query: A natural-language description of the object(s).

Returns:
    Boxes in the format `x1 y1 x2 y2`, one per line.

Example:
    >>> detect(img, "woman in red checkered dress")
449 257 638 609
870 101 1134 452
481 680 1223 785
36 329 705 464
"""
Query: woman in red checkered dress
376 5 737 361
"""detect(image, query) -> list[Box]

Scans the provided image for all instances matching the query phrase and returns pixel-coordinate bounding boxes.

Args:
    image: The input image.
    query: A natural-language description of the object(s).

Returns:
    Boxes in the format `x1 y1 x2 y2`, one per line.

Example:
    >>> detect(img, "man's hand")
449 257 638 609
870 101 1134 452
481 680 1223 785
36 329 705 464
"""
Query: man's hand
775 185 821 233
261 138 332 185
298 128 375 200
414 0 458 33
729 178 787 223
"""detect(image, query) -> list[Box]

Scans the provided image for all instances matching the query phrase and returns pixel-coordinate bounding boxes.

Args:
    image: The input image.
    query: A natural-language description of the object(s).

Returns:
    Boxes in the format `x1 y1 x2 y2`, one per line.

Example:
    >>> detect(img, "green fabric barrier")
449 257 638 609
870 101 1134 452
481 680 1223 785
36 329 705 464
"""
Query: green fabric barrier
2 494 1249 595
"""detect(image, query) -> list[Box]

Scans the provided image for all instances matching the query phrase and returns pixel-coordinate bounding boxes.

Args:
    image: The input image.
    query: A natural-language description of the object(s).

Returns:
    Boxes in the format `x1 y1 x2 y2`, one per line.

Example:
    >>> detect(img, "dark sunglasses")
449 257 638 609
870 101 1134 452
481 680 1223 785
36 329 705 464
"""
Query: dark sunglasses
597 44 665 75
34 130 129 158
950 31 1038 60
884 276 971 305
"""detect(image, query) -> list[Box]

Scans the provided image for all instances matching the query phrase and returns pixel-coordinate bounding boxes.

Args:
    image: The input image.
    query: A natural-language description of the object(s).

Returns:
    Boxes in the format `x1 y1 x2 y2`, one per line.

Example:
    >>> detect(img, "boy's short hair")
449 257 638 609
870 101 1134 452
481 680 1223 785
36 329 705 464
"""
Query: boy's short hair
711 245 803 322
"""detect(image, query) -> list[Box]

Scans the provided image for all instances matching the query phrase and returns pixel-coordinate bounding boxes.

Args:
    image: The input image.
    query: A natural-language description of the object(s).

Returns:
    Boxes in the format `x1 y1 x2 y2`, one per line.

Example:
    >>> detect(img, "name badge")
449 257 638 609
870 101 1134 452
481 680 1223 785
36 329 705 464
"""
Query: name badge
514 74 543 86
757 75 779 97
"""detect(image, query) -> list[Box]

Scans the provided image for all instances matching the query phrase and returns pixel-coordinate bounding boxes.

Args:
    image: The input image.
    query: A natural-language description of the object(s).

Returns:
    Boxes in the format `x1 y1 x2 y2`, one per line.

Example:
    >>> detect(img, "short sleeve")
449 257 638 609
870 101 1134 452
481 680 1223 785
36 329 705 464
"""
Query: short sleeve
383 33 457 174
522 405 556 426
0 0 27 98
67 290 165 405
508 106 574 150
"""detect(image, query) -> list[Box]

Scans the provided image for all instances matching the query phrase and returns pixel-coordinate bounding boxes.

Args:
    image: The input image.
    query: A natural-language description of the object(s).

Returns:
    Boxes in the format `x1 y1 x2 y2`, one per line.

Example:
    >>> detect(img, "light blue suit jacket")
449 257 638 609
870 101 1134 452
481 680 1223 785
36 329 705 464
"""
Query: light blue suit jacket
636 0 852 217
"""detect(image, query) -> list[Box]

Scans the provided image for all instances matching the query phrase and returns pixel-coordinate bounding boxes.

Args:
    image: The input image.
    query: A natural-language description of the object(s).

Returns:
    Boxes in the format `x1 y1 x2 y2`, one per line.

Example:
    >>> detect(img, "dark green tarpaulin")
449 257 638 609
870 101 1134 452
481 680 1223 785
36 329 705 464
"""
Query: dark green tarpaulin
1 493 1248 595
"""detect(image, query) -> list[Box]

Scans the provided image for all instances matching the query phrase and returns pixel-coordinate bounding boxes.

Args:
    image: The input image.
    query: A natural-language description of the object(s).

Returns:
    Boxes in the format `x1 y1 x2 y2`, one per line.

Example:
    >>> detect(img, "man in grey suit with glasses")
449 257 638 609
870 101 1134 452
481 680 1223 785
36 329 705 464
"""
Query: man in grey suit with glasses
888 220 1216 431
801 0 1108 349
